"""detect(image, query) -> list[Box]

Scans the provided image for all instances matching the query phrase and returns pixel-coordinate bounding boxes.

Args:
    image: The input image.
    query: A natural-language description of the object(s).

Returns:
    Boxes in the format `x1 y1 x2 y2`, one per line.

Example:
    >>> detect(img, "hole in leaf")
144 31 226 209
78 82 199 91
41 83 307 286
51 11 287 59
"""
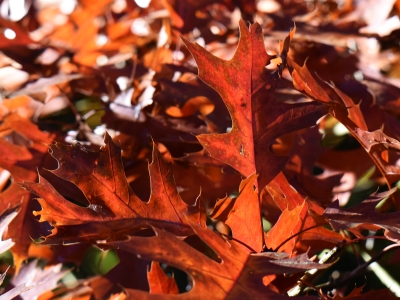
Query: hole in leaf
312 166 324 176
161 264 190 293
262 217 272 232
381 149 389 162
381 149 400 167
184 235 222 264
132 228 157 238
127 162 151 201
39 169 89 207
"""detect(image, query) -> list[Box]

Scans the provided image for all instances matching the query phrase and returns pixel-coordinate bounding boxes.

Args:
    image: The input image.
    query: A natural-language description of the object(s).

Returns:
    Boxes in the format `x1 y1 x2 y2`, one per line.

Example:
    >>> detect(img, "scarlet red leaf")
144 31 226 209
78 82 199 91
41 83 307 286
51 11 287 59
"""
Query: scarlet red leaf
182 20 328 191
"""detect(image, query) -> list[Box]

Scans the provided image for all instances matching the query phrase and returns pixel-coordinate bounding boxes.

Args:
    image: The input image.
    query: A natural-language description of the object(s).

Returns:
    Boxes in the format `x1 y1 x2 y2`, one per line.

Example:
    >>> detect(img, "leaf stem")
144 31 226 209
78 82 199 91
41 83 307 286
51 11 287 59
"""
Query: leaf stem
273 224 323 252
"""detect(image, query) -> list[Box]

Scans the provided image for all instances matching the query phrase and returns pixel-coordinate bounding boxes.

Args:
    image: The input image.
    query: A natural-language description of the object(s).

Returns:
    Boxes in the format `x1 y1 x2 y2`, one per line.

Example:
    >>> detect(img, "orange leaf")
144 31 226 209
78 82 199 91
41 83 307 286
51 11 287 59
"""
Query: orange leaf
211 173 263 252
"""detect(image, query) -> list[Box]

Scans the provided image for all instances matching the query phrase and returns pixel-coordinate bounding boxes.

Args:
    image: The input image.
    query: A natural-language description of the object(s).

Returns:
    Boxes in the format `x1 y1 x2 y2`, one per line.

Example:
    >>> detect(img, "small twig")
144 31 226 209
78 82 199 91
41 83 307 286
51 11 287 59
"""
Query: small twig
218 232 257 253
298 279 320 292
343 230 361 265
345 235 387 245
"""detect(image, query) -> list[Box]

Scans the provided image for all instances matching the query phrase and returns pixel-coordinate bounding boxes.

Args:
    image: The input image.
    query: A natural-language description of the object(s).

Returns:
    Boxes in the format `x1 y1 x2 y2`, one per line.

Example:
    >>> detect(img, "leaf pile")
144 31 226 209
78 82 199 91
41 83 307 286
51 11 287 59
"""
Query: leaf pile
1 0 400 299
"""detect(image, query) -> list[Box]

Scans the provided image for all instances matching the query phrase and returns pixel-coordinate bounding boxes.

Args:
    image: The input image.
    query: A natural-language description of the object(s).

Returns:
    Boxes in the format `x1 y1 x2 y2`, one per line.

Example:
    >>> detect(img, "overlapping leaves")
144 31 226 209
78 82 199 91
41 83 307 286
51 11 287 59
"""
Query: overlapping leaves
106 222 330 299
3 2 400 297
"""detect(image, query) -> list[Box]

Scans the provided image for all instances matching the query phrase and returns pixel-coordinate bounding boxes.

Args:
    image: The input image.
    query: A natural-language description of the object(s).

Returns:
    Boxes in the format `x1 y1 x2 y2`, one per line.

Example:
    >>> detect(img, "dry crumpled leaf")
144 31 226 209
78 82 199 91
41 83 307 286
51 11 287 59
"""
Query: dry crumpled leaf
1 259 68 300
323 188 400 241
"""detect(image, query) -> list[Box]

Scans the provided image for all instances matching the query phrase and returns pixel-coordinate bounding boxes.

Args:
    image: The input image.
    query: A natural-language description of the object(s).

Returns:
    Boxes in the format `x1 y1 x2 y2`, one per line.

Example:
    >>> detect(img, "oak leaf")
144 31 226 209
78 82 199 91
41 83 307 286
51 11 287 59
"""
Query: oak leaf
283 127 343 203
105 222 330 299
22 133 206 244
323 188 400 241
288 58 400 187
182 20 328 191
263 172 344 254
266 199 345 254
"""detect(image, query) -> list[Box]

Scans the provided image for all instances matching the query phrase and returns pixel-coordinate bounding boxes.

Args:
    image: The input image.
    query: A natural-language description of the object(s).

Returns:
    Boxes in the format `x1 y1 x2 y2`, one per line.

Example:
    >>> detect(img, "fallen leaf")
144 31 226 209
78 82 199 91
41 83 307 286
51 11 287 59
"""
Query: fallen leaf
183 20 328 191
22 133 206 244
288 58 400 187
0 114 53 270
104 222 330 299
